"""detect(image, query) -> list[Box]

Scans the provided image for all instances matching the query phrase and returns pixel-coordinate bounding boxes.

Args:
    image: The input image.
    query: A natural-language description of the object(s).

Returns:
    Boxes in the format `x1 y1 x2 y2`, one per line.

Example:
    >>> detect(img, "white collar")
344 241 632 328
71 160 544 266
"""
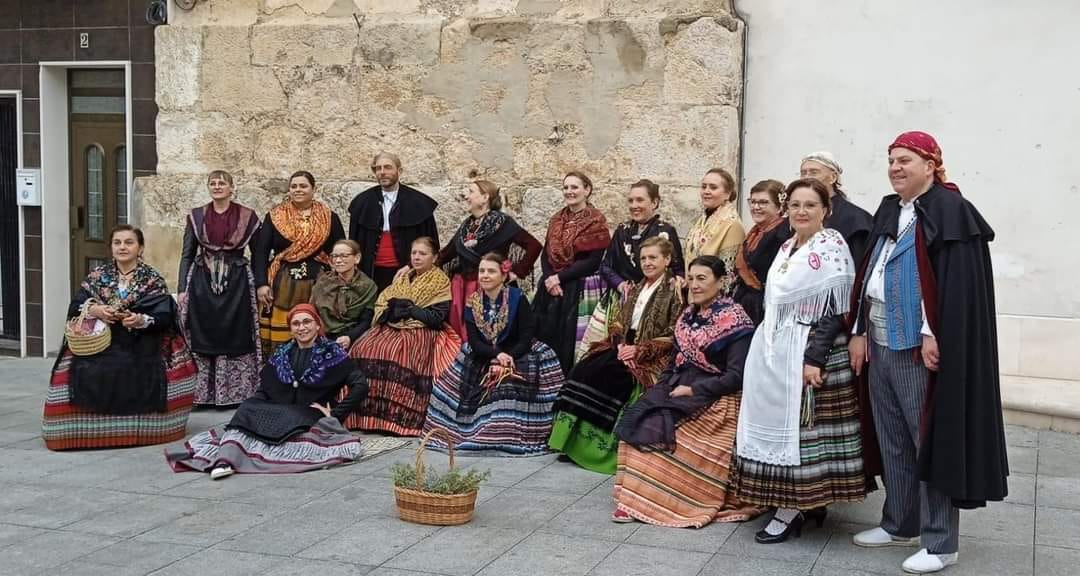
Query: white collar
382 185 399 197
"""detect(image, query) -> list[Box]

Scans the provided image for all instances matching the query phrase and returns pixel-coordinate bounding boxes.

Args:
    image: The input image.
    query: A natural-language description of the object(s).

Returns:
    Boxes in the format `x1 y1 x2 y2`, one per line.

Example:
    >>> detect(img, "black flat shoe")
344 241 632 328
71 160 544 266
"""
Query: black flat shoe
755 512 805 544
804 507 828 527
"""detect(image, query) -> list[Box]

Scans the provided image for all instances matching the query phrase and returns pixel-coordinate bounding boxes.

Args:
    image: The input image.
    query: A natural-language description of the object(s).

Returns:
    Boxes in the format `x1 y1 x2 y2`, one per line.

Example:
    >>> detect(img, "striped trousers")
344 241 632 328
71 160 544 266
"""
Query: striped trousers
869 340 960 554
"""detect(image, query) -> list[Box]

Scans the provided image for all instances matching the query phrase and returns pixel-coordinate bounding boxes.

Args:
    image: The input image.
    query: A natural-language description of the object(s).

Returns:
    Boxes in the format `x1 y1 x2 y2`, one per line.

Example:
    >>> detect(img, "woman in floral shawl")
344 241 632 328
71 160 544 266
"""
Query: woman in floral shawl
178 170 262 407
425 252 565 455
166 304 366 479
685 168 746 295
341 237 461 436
549 237 682 473
44 226 196 451
253 171 345 357
311 240 378 351
611 256 763 527
437 180 542 341
531 171 611 374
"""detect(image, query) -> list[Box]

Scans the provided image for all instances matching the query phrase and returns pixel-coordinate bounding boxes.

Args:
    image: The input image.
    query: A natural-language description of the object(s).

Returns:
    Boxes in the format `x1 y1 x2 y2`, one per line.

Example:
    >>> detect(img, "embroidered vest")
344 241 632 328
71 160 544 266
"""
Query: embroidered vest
865 222 923 351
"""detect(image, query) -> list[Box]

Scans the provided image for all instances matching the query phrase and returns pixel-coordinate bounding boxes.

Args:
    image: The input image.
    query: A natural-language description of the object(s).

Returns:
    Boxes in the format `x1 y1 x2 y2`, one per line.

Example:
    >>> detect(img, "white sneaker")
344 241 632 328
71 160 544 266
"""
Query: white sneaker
853 527 920 548
210 466 234 480
902 549 958 574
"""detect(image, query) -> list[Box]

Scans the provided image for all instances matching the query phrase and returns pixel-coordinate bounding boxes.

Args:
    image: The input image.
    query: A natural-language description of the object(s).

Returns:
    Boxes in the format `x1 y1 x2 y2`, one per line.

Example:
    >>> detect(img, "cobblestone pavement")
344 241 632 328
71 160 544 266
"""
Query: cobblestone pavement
0 357 1076 575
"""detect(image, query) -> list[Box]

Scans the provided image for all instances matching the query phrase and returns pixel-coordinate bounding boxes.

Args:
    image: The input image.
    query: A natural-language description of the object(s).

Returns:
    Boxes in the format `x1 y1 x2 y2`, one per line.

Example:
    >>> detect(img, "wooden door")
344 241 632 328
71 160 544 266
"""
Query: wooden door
68 69 128 296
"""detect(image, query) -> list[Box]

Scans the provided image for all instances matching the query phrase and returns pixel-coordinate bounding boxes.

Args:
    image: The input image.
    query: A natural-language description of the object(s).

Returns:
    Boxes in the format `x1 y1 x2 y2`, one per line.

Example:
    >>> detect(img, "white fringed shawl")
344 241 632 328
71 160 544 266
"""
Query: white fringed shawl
737 228 854 466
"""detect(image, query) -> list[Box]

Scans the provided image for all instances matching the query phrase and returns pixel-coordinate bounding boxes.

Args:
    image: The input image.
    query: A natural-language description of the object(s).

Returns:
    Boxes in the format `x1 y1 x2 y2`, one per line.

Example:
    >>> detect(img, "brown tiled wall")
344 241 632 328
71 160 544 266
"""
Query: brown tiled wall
0 1 158 355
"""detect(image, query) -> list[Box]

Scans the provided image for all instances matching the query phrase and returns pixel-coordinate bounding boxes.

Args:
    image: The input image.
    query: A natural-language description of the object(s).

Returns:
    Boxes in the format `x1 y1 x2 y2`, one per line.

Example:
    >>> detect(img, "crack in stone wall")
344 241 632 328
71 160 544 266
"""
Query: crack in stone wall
142 0 744 288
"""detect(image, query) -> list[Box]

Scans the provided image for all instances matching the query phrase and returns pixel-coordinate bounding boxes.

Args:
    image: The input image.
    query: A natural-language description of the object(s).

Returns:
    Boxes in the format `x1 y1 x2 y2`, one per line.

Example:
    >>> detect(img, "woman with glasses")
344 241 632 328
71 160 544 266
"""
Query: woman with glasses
311 240 378 351
166 304 365 479
253 171 346 357
178 170 262 407
732 180 790 325
341 237 461 436
735 178 865 544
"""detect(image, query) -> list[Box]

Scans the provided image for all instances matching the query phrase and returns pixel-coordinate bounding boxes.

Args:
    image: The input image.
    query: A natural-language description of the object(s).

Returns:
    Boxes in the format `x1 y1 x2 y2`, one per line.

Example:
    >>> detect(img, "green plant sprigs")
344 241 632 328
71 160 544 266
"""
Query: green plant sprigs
391 463 491 495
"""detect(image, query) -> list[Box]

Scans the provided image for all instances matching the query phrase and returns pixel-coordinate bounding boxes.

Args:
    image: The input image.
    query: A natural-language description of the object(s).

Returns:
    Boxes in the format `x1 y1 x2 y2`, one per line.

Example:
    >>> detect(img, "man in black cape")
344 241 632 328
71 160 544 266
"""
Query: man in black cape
348 151 439 290
848 131 1007 575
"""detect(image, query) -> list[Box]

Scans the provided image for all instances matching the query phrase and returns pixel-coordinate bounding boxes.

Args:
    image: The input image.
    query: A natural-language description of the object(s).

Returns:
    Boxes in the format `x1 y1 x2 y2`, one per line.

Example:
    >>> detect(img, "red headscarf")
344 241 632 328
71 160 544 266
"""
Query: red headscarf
888 131 960 192
287 303 325 336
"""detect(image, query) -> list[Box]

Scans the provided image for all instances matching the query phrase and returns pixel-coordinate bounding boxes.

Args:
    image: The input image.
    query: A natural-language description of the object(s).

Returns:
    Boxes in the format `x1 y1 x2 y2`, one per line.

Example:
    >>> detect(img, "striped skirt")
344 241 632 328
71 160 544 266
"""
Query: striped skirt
43 336 197 451
613 393 764 527
425 341 565 456
165 417 360 474
734 346 866 510
343 324 461 436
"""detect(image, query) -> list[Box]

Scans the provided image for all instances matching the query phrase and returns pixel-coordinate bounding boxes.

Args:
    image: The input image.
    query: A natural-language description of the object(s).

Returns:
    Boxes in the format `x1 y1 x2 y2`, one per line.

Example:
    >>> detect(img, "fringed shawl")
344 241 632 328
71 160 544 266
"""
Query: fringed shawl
593 272 682 388
544 205 610 273
686 203 745 293
266 200 333 284
310 270 378 337
372 267 452 329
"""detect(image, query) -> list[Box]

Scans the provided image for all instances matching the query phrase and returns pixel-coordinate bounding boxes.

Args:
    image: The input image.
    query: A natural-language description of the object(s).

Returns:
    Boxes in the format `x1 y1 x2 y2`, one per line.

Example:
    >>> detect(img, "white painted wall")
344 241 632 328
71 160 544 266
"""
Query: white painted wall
736 0 1080 321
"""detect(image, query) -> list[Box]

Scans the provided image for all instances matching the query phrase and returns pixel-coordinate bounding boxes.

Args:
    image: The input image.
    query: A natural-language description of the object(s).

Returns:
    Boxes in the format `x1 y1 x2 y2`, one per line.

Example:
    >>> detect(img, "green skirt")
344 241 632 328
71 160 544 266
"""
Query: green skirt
548 384 643 475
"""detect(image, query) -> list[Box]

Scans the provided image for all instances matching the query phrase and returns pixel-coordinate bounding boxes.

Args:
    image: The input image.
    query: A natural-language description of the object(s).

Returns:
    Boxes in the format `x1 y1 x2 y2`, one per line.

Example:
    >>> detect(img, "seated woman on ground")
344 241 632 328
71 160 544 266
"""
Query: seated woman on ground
165 304 366 479
311 239 378 351
343 237 461 436
611 256 763 527
43 225 196 451
424 252 566 456
548 237 683 473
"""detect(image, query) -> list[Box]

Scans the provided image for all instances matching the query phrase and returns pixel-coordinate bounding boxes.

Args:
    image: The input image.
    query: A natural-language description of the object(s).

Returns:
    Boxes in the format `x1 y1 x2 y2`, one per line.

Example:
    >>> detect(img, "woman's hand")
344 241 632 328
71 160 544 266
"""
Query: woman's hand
618 281 633 301
507 271 518 283
335 335 351 350
544 275 561 296
616 344 637 363
669 385 693 398
848 335 868 376
90 304 119 324
393 265 411 282
495 352 514 367
257 286 273 313
803 365 825 388
120 313 146 330
309 402 332 418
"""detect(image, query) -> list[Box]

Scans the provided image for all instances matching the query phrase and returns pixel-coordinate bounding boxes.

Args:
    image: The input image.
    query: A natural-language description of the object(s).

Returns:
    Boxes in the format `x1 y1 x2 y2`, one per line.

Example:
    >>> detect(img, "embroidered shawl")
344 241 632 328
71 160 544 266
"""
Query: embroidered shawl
269 336 349 390
310 270 378 337
372 266 452 329
673 296 756 375
738 228 855 466
266 200 333 284
446 210 526 272
686 203 745 292
82 261 168 310
597 272 682 388
464 286 523 345
544 205 610 273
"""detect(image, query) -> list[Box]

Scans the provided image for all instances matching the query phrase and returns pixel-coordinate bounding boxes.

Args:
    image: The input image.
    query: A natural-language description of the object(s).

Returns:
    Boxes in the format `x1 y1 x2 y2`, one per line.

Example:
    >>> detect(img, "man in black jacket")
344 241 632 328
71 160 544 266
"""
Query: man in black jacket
348 152 439 290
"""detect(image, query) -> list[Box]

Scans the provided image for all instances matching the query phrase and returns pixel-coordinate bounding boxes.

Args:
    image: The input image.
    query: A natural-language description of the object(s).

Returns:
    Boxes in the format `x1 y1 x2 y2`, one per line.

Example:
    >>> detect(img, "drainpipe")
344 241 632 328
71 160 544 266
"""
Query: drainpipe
731 0 749 216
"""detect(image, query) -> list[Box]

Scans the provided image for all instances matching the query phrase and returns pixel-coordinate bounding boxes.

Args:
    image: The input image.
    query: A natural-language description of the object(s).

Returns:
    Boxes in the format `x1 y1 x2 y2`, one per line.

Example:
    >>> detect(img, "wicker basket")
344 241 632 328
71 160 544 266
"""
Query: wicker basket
65 302 111 357
393 428 478 526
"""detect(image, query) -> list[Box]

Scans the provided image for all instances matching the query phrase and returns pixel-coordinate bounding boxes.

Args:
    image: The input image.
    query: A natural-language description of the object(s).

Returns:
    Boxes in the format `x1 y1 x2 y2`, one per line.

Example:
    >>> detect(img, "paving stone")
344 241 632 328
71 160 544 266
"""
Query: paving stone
539 492 641 542
146 548 282 576
587 542 712 576
37 562 150 576
79 539 202 572
626 521 737 553
384 525 530 576
938 537 1033 576
959 502 1035 545
0 522 48 550
1007 445 1038 475
1006 425 1039 448
37 450 203 495
64 494 206 538
135 501 289 547
367 569 455 576
1035 506 1080 550
161 466 355 508
1005 472 1036 506
297 516 440 566
1037 446 1080 479
1037 475 1080 510
815 524 916 574
1035 545 1080 576
699 553 812 575
471 487 580 529
0 429 40 447
4 530 120 574
309 479 401 519
516 461 610 495
475 532 618 576
262 558 376 575
0 484 136 529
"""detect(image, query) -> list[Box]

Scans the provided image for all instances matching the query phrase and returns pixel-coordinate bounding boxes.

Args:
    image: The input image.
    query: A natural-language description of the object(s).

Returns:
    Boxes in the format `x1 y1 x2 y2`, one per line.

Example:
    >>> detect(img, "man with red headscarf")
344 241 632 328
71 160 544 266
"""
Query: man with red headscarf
847 132 1007 574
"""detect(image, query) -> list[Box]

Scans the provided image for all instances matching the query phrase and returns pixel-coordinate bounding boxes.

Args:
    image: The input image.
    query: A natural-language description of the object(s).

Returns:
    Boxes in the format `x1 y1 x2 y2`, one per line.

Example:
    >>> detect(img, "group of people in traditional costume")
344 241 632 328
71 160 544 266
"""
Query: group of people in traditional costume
42 133 1007 574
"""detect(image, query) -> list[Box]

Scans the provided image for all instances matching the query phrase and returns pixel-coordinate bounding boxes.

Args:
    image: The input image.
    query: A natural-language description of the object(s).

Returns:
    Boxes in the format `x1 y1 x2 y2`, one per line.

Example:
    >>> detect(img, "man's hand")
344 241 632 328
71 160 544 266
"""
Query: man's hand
848 335 868 376
922 334 940 372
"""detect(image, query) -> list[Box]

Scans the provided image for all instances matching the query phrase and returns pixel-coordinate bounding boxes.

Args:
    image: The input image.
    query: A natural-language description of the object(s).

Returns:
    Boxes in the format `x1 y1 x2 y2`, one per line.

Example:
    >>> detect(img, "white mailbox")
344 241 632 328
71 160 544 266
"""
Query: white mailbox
16 168 41 206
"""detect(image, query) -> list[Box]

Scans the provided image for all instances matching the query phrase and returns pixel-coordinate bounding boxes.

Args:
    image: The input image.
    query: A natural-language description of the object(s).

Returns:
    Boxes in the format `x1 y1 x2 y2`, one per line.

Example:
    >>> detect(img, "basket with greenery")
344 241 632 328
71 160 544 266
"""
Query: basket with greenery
391 428 490 525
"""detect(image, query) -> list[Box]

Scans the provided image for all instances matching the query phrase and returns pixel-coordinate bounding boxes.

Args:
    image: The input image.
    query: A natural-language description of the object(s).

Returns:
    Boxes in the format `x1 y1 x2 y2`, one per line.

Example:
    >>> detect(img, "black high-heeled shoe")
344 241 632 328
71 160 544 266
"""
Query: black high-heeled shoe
804 507 828 527
755 511 805 544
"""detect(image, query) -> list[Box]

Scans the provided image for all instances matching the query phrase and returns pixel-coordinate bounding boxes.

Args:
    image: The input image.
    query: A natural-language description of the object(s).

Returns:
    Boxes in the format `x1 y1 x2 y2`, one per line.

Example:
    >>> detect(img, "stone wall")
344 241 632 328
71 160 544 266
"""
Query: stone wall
140 0 744 288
